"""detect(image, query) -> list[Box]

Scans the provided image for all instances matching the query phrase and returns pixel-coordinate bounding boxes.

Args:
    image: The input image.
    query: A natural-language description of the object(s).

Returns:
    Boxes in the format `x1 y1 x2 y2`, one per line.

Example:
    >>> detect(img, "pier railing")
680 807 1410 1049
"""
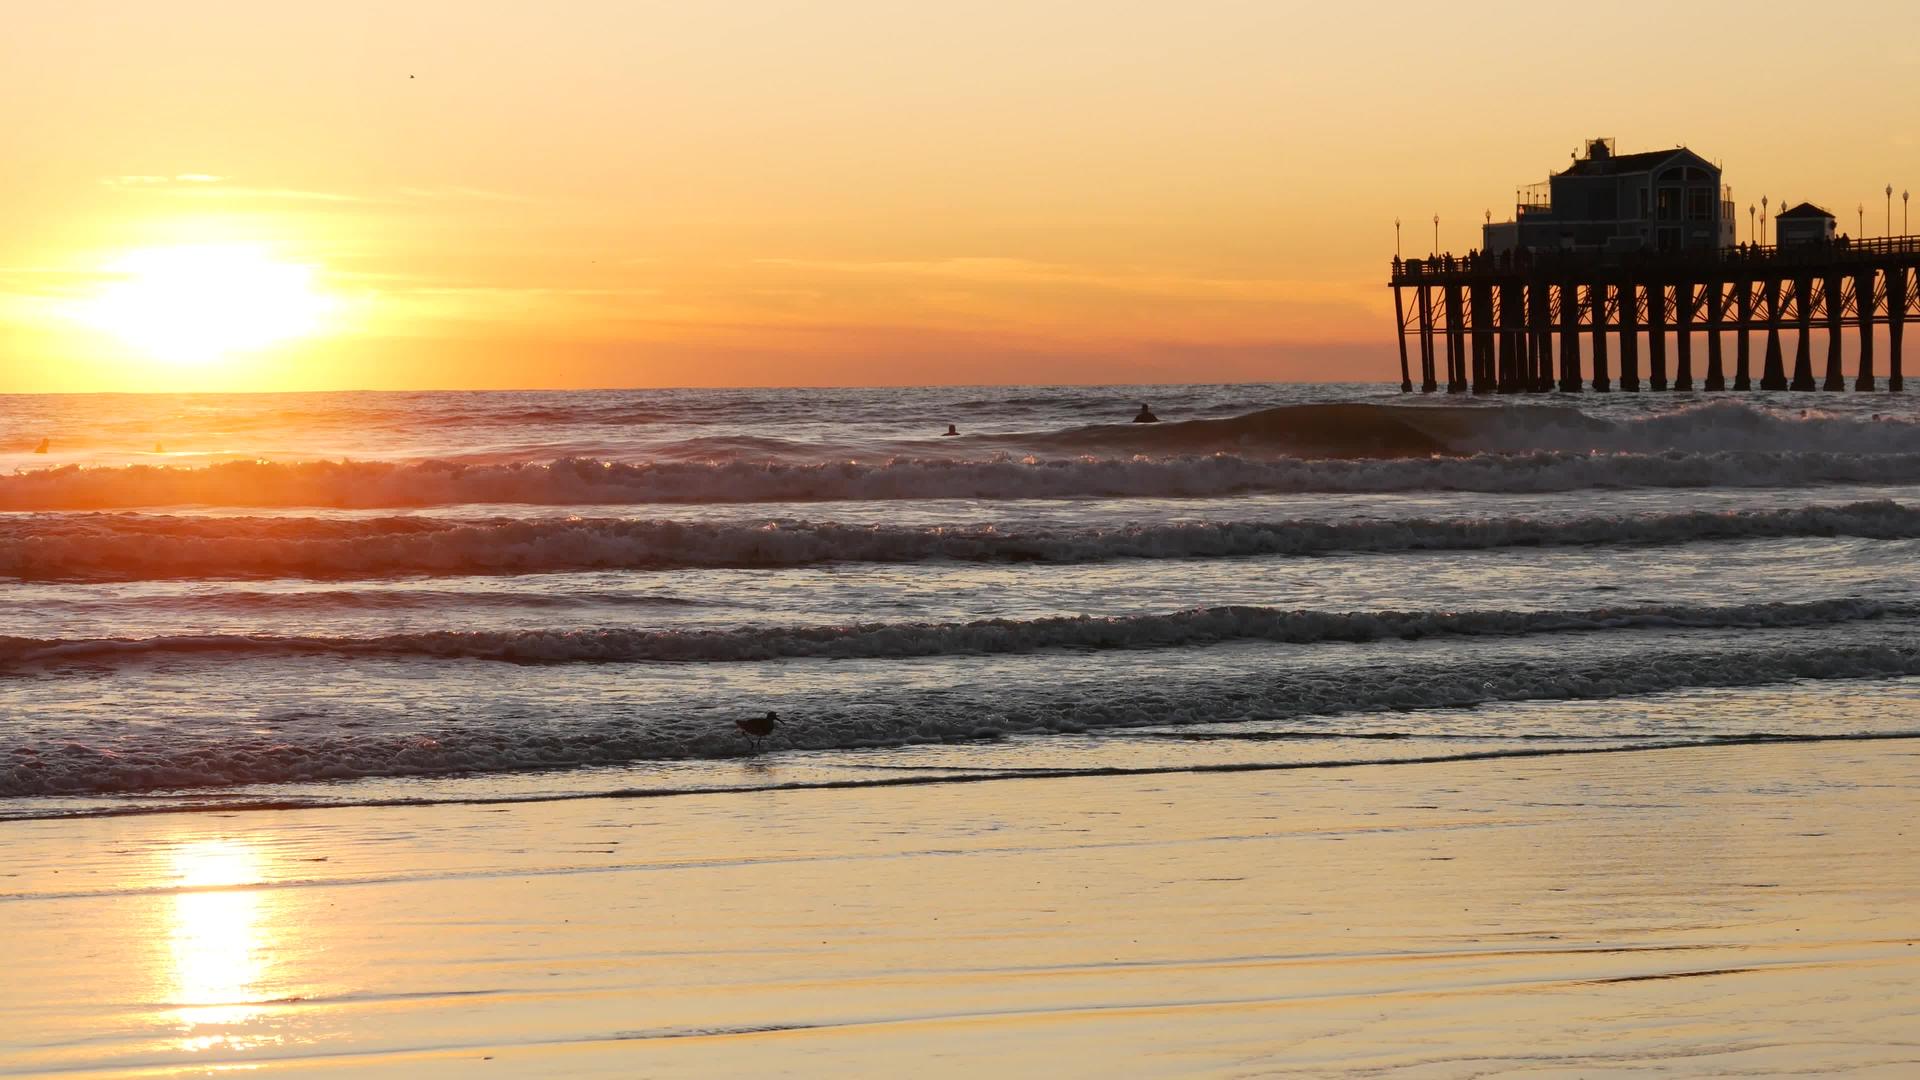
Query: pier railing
1392 235 1920 284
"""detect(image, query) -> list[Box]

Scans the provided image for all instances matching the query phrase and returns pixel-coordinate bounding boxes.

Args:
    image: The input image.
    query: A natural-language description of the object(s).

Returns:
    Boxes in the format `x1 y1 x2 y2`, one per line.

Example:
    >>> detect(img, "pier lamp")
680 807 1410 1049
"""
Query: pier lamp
1432 214 1439 255
1859 203 1865 238
1905 190 1910 239
1889 185 1895 237
1395 217 1401 260
1761 196 1768 245
1748 204 1755 245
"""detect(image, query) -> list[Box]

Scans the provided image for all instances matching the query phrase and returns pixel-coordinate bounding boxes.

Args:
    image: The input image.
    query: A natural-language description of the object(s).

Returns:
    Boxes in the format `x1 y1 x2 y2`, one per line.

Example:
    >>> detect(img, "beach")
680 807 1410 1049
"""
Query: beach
7 738 1919 1077
8 385 1920 1074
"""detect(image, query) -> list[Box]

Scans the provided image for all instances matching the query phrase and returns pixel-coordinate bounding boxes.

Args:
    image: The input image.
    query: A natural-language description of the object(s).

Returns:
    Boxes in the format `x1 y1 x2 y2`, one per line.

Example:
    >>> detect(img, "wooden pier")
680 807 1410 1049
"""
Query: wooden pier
1389 238 1920 393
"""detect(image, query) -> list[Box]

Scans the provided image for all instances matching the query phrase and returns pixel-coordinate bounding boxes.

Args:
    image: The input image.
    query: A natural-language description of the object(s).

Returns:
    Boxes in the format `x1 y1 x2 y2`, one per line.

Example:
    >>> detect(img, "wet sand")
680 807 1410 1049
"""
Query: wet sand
5 740 1920 1077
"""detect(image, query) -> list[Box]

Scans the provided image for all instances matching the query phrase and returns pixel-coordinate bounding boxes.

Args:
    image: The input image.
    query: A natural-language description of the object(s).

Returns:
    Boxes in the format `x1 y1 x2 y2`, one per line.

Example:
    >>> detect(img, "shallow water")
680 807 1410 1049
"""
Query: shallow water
5 382 1920 817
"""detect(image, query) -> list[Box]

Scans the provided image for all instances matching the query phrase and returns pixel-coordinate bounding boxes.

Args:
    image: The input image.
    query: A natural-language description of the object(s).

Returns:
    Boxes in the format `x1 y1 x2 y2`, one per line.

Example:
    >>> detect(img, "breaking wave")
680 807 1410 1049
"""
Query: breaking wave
5 451 1920 511
6 500 1920 580
0 599 1901 668
993 400 1920 458
6 638 1919 797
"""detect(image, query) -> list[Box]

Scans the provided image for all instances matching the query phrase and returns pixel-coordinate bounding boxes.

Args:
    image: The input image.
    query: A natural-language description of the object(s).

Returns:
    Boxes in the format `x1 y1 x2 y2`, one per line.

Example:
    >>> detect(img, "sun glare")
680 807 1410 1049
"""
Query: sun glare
77 245 334 365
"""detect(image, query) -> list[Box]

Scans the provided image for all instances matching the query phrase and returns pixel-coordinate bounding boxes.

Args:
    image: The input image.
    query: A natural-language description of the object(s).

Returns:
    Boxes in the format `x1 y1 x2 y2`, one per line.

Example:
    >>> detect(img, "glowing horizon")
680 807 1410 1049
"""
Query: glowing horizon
2 1 1917 392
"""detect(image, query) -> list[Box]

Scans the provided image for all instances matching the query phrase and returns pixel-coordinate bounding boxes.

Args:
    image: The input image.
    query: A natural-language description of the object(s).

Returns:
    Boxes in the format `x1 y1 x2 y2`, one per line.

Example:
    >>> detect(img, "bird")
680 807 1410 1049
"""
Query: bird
736 710 781 752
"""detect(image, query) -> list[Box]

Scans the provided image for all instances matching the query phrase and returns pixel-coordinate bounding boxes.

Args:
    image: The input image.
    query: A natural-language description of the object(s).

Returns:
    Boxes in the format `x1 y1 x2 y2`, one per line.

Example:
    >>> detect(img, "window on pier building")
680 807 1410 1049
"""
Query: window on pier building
1657 188 1679 221
1638 189 1650 219
1687 188 1712 222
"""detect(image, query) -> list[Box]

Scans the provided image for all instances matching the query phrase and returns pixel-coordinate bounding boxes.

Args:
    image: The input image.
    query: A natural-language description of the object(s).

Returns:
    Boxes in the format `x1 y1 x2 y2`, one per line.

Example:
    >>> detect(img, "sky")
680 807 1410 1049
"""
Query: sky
2 0 1917 392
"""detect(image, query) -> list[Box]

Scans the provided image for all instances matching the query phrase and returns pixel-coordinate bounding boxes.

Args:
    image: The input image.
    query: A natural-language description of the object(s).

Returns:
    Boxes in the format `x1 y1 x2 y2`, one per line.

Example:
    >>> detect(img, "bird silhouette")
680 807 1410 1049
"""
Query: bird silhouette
736 710 781 752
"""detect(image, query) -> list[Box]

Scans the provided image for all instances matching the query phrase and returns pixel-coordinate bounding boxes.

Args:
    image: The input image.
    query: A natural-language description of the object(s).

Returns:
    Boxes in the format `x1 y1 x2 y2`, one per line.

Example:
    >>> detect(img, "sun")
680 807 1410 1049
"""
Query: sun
76 244 334 365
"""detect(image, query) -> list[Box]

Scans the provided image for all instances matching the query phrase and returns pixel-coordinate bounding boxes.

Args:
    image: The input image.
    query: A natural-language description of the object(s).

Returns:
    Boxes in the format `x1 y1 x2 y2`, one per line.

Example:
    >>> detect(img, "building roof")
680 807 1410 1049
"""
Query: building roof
1776 201 1835 220
1558 147 1697 177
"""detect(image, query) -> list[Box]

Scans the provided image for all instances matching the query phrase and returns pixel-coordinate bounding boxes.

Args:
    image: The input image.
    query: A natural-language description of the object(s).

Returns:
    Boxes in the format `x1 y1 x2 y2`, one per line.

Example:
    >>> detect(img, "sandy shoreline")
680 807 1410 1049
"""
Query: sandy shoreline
5 739 1920 1077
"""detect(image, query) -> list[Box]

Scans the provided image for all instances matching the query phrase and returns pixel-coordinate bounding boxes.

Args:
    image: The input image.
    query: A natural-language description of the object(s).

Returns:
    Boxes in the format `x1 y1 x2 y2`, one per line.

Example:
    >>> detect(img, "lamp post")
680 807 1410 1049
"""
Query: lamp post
1905 190 1910 239
1858 203 1865 239
1748 204 1755 245
1761 196 1768 245
1889 184 1895 238
1395 217 1401 260
1432 214 1439 256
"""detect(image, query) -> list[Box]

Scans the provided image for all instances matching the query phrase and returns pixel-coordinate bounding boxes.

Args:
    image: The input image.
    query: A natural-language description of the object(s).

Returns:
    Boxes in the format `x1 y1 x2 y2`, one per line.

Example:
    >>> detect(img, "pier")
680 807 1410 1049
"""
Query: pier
1391 138 1920 392
1390 238 1920 393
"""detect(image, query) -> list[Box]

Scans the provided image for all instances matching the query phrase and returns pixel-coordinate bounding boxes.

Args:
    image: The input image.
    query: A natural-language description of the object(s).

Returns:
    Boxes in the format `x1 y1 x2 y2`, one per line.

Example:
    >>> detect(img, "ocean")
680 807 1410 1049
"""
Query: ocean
5 382 1920 821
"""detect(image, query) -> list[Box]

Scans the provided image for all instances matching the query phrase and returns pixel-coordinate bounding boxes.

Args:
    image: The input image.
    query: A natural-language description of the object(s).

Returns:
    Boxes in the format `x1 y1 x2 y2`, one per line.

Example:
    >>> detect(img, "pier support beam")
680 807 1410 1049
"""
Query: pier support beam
1761 278 1787 391
1856 270 1878 392
1470 281 1495 394
1647 282 1669 390
1674 281 1695 390
1892 267 1908 392
1417 286 1437 392
1557 280 1582 391
1790 275 1817 391
1824 273 1846 391
1497 281 1522 393
1734 281 1753 391
1528 282 1552 391
1393 285 1412 392
1444 283 1467 392
1618 279 1640 391
1704 281 1727 391
1590 282 1611 392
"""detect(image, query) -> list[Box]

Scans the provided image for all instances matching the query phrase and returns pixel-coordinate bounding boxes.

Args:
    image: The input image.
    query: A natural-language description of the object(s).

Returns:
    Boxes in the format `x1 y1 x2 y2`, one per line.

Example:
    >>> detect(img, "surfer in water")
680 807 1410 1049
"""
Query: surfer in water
1132 403 1159 424
942 424 959 436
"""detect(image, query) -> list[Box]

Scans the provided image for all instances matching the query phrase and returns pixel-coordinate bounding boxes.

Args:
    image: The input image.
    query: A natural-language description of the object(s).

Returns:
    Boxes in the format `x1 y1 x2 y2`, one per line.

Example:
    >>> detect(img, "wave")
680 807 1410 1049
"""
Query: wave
0 599 1901 667
8 449 1920 510
6 639 1919 797
992 400 1920 458
6 501 1919 581
12 733 1918 824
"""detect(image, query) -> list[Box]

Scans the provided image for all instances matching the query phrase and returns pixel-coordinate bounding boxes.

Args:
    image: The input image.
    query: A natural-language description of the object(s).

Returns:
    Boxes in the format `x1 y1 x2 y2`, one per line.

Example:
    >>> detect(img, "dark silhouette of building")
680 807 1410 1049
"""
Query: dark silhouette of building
1483 138 1735 257
1776 202 1838 247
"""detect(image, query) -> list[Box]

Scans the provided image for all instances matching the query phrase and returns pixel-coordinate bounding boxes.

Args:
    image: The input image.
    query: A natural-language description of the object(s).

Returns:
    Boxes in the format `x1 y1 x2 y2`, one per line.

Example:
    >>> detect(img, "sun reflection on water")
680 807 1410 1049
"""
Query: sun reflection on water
167 838 279 1050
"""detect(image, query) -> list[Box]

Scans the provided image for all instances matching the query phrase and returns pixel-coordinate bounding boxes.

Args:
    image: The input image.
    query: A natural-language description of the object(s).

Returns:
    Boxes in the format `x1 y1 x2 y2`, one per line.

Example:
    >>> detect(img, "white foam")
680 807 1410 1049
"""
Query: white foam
6 637 1919 797
6 500 1919 580
0 598 1901 666
7 449 1920 511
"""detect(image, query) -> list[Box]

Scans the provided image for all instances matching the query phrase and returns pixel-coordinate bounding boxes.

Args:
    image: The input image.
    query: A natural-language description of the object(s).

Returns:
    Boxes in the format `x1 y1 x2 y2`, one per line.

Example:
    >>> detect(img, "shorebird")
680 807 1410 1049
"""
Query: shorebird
736 710 781 752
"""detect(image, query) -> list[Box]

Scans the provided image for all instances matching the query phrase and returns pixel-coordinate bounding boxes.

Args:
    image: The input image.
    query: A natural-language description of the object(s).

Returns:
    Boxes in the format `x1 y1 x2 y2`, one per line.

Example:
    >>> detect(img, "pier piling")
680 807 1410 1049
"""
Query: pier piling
1388 238 1920 393
1790 275 1816 391
1705 281 1727 391
1824 273 1846 391
1590 282 1611 392
1648 282 1669 390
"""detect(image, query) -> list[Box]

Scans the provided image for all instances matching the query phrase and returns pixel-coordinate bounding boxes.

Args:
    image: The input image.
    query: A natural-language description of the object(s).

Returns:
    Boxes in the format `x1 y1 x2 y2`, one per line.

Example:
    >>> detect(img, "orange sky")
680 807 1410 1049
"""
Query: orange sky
3 1 1917 392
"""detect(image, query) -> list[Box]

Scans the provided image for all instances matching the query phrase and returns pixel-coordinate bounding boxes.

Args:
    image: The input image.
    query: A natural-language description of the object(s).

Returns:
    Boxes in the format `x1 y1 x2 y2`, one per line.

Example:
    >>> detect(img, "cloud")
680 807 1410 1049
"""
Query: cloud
99 173 378 203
